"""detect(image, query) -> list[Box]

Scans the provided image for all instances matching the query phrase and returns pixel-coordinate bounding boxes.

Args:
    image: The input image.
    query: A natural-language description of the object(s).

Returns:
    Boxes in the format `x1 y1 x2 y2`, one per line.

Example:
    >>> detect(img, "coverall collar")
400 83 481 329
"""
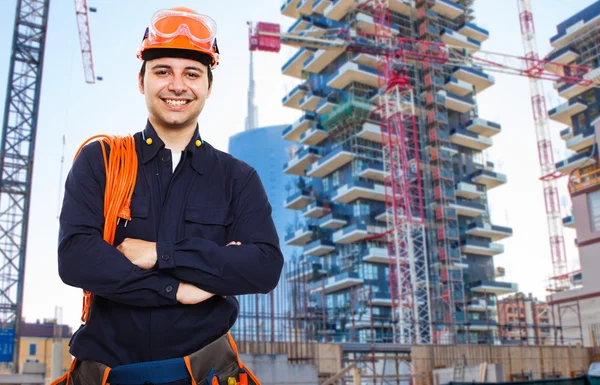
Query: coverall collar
141 120 208 175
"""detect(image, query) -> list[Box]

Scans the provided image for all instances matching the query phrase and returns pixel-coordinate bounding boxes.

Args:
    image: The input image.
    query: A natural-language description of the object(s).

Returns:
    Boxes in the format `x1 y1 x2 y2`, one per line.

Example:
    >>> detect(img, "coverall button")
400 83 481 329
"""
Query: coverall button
161 154 170 163
165 285 173 293
161 253 170 261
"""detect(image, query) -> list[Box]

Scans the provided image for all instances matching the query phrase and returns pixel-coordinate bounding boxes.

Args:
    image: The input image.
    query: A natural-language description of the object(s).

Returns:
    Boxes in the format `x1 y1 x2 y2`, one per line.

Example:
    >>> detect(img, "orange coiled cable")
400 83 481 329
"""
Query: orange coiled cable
73 134 138 323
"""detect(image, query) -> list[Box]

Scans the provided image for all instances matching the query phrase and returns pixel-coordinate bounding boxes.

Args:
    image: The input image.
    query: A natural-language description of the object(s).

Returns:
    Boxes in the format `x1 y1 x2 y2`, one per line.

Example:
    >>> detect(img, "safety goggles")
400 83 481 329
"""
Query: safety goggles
146 9 218 52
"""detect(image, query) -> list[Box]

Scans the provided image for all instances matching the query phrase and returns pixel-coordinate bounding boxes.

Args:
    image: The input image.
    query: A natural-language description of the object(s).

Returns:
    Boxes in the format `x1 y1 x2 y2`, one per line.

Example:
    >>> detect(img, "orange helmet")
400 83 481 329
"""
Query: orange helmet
137 7 220 69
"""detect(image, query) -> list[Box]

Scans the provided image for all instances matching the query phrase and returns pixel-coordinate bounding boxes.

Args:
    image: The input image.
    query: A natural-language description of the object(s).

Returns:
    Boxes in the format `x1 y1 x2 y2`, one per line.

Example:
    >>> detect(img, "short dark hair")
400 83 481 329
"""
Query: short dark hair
139 60 213 88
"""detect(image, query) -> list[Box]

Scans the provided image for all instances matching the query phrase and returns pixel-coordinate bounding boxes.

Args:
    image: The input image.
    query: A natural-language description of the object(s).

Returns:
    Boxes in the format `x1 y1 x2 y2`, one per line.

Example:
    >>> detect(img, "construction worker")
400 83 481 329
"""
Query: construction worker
54 6 283 385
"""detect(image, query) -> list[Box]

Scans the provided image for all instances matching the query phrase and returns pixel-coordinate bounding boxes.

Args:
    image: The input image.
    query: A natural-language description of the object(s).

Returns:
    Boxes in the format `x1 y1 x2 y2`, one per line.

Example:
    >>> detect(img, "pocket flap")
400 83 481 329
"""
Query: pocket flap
130 196 150 218
185 204 233 226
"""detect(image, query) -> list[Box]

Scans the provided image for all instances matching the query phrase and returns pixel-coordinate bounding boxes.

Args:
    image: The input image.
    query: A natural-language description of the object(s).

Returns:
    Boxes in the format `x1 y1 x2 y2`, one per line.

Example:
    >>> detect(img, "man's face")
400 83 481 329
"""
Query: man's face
138 56 211 132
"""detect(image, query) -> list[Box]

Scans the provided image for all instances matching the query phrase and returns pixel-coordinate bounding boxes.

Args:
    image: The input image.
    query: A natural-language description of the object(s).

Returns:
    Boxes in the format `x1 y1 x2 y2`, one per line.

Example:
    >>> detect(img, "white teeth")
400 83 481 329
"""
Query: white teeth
165 99 188 106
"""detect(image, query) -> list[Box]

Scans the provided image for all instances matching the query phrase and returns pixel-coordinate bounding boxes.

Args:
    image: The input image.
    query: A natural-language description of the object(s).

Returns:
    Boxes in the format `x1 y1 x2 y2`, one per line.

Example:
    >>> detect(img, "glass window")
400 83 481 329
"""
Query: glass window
29 343 36 356
589 190 600 232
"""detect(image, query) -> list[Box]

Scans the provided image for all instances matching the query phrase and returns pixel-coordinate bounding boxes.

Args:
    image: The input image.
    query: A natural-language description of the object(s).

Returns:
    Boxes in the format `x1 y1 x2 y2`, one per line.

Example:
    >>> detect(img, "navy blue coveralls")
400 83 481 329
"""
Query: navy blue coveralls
57 121 284 371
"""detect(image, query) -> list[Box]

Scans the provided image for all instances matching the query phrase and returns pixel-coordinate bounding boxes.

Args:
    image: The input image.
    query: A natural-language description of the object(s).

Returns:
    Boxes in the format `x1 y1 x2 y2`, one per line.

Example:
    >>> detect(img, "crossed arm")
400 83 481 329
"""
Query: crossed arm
58 144 284 307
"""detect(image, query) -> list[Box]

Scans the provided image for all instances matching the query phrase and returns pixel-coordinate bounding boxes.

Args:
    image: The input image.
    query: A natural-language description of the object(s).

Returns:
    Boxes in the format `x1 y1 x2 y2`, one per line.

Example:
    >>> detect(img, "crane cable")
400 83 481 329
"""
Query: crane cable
73 134 138 323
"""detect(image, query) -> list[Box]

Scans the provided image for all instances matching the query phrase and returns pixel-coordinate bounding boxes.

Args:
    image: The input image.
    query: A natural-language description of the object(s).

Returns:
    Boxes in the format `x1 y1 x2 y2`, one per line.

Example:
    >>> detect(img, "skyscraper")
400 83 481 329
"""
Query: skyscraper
228 125 300 341
279 0 516 345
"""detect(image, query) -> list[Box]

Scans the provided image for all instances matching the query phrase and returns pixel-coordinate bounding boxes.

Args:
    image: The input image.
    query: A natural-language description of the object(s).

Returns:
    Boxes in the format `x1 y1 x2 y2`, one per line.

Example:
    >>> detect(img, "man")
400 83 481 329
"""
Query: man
55 6 283 385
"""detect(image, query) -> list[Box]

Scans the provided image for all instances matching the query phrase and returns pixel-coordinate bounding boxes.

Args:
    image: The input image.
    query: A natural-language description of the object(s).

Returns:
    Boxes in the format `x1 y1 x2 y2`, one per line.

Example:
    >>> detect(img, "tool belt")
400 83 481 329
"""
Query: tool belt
50 333 260 385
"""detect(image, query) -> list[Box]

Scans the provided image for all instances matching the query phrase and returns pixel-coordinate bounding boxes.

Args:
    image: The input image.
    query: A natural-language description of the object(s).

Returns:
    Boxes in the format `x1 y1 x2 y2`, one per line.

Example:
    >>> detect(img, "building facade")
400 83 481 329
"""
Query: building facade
545 0 600 347
497 293 552 345
228 125 301 342
279 0 516 345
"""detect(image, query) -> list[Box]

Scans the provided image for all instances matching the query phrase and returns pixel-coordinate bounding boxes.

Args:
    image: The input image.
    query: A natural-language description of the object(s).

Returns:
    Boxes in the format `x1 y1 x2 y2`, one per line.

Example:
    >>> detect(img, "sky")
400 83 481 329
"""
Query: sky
0 0 595 333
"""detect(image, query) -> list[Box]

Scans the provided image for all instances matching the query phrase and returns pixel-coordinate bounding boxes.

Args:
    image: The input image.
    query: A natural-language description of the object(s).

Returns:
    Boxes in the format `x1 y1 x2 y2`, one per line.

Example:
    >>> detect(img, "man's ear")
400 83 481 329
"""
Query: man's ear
138 72 144 94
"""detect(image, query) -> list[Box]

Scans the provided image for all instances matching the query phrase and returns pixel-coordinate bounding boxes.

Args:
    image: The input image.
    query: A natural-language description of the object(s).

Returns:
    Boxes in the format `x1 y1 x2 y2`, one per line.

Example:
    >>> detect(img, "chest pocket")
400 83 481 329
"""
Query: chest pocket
184 204 233 246
114 196 152 245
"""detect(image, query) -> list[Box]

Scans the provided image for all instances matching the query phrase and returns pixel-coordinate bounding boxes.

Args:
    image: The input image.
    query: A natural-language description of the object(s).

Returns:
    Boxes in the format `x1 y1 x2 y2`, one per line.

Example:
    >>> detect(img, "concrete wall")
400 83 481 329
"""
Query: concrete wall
239 354 319 385
549 295 600 347
412 345 590 385
432 364 504 385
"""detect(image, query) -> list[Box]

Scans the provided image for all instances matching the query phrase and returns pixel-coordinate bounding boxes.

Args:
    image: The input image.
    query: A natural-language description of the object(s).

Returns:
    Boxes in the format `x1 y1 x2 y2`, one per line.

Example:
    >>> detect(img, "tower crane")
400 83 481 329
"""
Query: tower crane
248 0 597 344
0 0 97 372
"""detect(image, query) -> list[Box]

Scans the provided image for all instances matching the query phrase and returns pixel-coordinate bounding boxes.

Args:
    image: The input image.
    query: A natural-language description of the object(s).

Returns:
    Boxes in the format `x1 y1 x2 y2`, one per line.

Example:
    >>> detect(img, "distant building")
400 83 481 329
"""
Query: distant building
0 320 73 382
228 125 301 341
497 293 552 346
544 0 600 347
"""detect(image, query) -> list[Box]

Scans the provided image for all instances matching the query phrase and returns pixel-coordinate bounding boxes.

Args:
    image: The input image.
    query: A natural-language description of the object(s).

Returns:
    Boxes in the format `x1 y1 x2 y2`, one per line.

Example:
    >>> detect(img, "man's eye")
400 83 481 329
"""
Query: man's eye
187 73 199 78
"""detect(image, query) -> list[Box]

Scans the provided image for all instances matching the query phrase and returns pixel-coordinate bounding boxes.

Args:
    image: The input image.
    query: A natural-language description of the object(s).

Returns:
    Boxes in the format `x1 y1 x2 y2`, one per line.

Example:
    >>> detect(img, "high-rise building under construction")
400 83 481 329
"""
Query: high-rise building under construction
279 0 517 345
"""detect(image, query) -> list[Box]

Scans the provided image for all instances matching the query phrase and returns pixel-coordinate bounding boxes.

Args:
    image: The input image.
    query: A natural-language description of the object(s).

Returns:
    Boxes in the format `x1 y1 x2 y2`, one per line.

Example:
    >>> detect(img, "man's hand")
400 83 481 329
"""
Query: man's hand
117 238 157 270
176 282 216 305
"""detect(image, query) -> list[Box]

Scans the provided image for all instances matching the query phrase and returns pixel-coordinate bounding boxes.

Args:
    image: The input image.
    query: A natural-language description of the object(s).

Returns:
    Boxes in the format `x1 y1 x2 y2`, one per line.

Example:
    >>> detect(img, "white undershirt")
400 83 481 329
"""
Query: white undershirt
172 150 182 173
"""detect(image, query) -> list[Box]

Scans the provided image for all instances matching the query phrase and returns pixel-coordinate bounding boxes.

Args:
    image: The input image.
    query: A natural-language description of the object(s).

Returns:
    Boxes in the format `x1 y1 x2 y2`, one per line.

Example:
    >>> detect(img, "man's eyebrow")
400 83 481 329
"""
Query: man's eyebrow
150 64 172 70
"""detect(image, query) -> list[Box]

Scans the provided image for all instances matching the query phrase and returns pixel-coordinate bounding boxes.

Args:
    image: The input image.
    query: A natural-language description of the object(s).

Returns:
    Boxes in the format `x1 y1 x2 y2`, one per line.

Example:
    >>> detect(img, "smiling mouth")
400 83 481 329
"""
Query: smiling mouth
162 98 191 107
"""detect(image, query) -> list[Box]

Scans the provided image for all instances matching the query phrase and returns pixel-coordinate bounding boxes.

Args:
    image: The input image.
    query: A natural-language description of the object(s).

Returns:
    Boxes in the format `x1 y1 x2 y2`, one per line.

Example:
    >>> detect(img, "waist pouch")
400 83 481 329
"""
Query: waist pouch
50 333 260 385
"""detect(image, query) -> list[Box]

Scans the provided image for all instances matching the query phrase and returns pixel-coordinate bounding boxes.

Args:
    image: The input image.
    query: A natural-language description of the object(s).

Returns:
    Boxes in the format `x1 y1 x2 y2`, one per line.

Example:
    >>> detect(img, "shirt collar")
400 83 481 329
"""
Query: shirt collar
140 120 209 175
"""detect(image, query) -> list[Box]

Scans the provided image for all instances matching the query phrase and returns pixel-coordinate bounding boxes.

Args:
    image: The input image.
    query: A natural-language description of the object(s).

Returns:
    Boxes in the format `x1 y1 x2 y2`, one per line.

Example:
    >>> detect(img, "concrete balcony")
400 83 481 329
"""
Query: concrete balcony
307 146 354 178
466 118 501 137
304 48 345 73
470 169 507 190
309 272 364 294
450 128 492 151
563 215 575 229
281 0 301 18
304 239 336 257
326 62 379 90
357 121 383 142
286 261 326 282
282 83 308 110
362 247 389 264
441 29 481 51
462 238 504 256
566 130 595 152
545 46 579 66
431 0 464 19
282 48 314 79
548 98 587 126
354 12 376 33
452 67 495 93
323 0 355 21
389 0 412 15
359 163 386 182
319 212 348 229
283 112 318 142
445 77 473 97
455 182 485 199
353 53 378 69
561 127 574 140
285 226 313 246
299 90 325 111
287 15 311 33
284 188 314 210
312 0 331 13
549 4 600 50
283 145 321 175
470 280 518 296
316 94 338 115
333 223 373 244
457 22 489 43
296 0 315 15
555 147 597 174
466 221 513 241
449 199 486 218
467 298 496 312
439 91 476 113
302 201 331 218
556 68 600 99
371 292 393 307
332 180 386 203
300 125 329 146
